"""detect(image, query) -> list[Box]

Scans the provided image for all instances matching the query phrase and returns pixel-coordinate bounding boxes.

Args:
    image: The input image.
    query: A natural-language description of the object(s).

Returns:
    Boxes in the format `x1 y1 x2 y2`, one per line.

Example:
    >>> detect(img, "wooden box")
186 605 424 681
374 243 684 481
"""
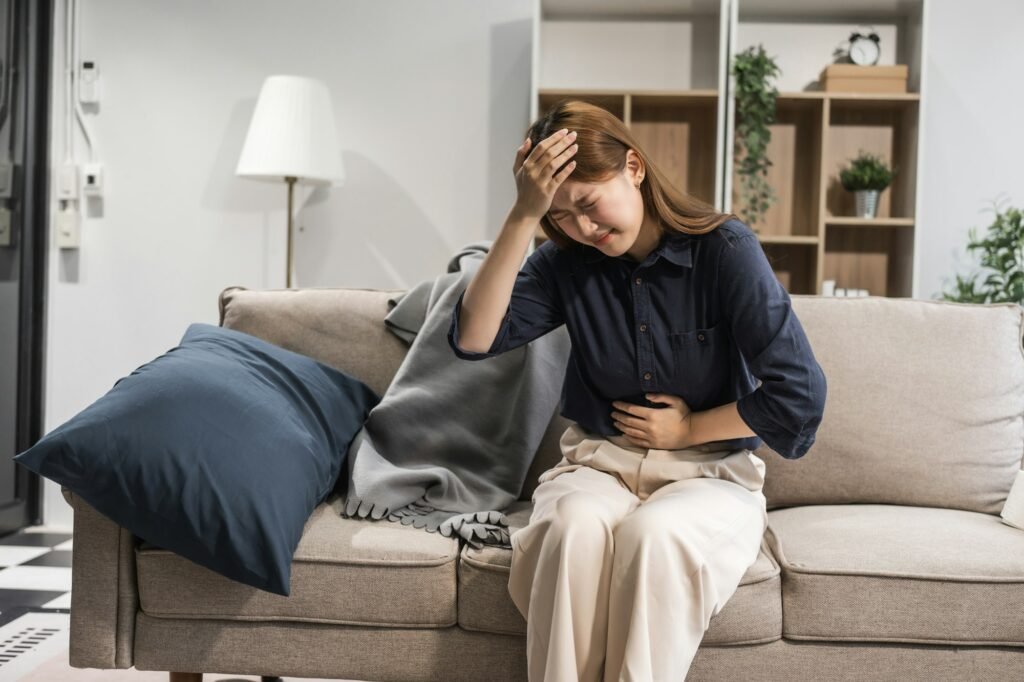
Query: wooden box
820 64 909 94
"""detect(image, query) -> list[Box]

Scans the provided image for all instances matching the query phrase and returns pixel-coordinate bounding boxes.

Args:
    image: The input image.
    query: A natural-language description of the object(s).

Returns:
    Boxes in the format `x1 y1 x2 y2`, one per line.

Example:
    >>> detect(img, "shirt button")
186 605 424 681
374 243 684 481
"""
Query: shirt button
697 333 705 341
643 371 652 380
635 277 642 285
639 324 647 332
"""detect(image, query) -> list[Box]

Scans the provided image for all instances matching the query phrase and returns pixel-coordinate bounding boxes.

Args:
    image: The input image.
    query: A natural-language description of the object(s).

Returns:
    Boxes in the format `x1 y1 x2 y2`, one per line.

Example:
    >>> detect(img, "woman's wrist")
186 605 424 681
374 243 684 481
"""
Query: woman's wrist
507 203 542 227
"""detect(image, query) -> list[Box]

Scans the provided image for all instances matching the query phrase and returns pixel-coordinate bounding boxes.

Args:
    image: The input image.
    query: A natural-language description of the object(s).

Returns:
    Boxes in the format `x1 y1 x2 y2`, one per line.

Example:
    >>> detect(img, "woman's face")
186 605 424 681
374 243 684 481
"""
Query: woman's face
547 153 645 255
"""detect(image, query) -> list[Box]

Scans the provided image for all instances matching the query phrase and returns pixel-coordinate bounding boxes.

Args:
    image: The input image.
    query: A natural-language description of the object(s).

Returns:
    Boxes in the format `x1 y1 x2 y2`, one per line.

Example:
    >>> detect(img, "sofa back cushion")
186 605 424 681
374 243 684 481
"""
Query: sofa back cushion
766 296 1024 515
220 287 1024 515
219 286 408 400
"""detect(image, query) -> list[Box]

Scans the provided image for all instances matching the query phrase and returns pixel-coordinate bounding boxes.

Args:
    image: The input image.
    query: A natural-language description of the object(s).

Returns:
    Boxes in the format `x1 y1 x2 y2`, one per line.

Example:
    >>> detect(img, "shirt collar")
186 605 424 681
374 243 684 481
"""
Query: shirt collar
576 229 693 268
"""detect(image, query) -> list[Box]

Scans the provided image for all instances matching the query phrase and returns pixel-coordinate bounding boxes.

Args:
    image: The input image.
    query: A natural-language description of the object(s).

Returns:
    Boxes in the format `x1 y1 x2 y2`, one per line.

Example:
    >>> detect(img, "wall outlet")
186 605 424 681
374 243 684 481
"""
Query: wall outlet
79 60 100 104
56 206 80 249
82 163 103 196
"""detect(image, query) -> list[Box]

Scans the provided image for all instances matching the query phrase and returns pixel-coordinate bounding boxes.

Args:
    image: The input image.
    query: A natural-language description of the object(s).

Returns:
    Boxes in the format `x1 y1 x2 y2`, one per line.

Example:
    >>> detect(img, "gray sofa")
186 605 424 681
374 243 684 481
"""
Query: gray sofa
61 285 1024 681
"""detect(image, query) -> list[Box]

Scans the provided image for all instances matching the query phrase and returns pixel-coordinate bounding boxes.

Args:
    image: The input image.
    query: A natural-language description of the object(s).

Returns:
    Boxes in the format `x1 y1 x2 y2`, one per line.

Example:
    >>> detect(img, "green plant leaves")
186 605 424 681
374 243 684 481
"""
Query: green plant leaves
839 150 896 191
940 202 1024 304
732 44 780 226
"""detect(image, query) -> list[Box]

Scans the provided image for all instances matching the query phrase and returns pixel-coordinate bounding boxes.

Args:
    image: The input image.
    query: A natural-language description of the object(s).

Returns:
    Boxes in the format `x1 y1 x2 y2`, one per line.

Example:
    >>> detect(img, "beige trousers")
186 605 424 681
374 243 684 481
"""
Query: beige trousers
508 422 768 682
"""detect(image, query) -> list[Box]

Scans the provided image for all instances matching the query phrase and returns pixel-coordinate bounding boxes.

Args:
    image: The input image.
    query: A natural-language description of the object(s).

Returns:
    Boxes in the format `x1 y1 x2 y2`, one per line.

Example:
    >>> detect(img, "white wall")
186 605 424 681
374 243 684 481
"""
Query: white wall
541 17 721 90
916 0 1024 301
42 0 533 528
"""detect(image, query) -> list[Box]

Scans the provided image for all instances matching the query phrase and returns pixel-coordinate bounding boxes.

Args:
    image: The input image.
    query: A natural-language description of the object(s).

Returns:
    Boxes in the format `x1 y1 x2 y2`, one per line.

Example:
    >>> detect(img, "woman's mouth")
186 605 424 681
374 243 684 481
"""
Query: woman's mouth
593 232 613 245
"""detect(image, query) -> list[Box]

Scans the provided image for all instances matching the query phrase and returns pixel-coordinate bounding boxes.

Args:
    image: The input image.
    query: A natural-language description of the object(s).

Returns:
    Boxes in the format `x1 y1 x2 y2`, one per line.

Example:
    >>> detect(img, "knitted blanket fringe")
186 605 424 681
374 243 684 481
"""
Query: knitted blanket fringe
341 494 512 548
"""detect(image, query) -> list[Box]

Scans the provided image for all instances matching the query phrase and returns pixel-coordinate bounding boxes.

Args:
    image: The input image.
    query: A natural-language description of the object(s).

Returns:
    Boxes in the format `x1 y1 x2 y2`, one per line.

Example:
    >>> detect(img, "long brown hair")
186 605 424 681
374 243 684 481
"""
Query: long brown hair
527 99 739 250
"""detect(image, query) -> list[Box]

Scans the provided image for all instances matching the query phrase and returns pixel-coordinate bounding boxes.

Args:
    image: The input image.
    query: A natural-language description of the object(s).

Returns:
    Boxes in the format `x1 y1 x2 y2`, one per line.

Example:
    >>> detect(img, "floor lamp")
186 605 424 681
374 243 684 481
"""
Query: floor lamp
235 75 344 288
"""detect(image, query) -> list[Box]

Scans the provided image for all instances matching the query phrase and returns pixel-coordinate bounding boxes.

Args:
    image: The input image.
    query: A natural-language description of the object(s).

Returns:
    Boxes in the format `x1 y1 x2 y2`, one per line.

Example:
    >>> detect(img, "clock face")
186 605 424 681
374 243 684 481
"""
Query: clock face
850 37 880 66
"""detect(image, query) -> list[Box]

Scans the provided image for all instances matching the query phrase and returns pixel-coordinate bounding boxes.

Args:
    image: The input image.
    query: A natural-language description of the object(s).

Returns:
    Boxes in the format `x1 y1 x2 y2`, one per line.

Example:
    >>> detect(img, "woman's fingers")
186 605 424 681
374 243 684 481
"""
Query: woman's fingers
525 129 572 172
549 141 578 174
554 158 576 183
513 137 531 174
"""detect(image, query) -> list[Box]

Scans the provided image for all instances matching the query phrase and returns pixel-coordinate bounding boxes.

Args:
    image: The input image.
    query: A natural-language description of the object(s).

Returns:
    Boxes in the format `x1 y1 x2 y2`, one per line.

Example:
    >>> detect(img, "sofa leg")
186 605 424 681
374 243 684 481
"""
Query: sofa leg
169 674 202 682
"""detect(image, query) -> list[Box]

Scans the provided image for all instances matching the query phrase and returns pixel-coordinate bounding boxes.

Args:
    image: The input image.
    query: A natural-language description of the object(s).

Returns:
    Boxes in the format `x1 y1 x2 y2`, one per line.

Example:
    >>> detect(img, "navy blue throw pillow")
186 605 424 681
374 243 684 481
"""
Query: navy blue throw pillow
13 322 380 596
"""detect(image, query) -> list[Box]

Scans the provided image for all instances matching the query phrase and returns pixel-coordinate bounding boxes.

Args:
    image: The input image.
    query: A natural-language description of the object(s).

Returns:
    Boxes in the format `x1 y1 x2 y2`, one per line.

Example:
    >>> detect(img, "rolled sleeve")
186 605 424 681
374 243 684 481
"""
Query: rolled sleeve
447 244 565 361
719 234 827 460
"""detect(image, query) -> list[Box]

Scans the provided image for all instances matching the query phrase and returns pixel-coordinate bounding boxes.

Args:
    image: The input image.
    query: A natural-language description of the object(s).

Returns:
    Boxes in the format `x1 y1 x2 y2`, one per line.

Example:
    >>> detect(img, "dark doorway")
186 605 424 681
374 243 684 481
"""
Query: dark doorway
1 0 52 533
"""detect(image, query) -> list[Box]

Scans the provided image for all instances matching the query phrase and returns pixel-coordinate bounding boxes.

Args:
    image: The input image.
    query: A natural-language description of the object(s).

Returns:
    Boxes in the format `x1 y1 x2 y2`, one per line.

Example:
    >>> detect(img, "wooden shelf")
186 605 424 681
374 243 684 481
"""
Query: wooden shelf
762 242 818 294
534 0 926 299
758 235 819 245
824 225 914 298
776 91 920 101
825 217 915 227
540 87 718 99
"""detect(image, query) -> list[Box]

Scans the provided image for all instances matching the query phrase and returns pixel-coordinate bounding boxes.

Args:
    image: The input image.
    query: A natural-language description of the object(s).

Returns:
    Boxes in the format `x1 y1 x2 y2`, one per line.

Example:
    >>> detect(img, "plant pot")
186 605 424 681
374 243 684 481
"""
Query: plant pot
854 189 880 218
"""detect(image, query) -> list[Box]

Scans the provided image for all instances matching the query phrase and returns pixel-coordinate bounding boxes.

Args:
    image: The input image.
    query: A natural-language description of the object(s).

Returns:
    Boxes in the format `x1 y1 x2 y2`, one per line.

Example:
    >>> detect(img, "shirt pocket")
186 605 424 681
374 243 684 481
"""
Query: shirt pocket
668 319 731 395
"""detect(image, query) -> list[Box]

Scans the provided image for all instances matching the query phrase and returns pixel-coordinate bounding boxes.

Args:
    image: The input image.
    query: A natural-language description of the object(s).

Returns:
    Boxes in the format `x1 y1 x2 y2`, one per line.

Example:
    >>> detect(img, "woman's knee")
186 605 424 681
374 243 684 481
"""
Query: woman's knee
612 510 677 550
530 490 618 545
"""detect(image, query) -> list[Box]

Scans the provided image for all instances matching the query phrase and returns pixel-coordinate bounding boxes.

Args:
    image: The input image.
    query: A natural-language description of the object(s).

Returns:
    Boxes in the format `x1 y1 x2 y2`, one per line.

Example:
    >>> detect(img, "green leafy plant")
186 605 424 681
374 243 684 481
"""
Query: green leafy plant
839 151 897 192
940 201 1024 304
732 45 781 228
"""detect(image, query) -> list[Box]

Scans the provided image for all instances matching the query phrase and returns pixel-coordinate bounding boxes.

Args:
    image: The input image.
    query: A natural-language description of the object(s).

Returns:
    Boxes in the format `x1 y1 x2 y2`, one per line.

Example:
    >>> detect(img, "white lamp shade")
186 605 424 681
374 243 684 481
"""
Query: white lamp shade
236 75 345 186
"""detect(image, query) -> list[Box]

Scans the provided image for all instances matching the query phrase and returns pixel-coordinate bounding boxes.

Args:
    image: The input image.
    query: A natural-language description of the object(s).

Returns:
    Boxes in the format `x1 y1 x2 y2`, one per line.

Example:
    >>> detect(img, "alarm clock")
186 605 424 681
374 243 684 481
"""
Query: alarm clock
849 29 880 66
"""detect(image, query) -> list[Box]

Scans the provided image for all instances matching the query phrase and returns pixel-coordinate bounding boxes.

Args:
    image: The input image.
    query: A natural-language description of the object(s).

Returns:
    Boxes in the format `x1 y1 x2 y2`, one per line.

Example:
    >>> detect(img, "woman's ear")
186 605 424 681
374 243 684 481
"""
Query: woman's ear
625 150 645 187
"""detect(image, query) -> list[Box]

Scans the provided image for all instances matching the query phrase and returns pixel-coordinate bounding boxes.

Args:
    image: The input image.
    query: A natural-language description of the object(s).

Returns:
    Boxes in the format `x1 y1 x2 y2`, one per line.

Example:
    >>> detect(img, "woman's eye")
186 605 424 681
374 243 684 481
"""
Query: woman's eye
583 203 597 210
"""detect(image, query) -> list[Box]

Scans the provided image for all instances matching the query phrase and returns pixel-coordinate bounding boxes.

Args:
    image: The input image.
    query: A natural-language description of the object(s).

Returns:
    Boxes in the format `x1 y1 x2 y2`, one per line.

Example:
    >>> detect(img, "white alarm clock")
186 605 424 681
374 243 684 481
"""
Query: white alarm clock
848 29 880 66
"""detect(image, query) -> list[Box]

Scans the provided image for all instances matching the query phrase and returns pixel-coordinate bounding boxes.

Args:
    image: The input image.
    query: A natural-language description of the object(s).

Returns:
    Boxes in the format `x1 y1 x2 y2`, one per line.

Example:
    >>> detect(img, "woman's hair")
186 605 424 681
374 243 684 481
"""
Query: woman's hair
526 99 740 250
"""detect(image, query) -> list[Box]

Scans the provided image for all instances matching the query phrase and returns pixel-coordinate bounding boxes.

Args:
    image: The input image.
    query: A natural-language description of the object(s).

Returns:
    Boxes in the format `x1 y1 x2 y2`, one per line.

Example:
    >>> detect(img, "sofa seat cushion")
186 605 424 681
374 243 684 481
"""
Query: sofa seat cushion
766 504 1024 646
457 502 783 644
136 492 459 627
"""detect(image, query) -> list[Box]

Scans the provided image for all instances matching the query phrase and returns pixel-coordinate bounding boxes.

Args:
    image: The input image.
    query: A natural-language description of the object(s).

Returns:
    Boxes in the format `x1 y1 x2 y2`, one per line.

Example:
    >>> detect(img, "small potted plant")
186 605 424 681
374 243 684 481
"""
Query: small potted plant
839 151 897 218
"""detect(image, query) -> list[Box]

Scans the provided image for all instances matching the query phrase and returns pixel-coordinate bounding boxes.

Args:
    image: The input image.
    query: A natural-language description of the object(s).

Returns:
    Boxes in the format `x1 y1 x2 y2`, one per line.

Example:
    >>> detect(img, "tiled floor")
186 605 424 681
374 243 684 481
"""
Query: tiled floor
0 527 72 628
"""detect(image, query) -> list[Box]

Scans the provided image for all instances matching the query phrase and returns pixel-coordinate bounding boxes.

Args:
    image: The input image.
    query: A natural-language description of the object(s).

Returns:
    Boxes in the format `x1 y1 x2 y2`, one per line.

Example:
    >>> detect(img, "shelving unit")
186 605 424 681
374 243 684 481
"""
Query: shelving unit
537 89 721 209
532 0 928 299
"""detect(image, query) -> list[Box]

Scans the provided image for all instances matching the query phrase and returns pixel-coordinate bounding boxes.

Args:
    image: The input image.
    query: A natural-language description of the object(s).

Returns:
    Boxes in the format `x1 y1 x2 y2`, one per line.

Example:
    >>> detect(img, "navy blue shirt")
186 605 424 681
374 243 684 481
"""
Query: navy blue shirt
447 218 827 460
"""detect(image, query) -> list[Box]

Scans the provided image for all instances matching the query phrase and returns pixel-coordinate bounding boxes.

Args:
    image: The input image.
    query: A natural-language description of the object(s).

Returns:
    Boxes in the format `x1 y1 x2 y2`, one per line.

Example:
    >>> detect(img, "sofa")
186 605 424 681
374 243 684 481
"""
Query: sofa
60 284 1024 681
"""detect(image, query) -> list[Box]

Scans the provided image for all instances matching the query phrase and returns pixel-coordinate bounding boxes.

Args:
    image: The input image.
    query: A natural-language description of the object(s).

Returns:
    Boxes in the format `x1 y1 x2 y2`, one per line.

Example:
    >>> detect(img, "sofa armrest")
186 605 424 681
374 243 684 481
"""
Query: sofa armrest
62 486 138 669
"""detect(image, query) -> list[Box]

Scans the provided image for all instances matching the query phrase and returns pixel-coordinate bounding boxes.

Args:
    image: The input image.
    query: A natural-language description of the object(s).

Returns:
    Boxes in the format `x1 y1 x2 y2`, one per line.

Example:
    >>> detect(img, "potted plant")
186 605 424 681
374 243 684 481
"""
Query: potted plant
732 44 781 229
839 151 897 218
940 201 1024 304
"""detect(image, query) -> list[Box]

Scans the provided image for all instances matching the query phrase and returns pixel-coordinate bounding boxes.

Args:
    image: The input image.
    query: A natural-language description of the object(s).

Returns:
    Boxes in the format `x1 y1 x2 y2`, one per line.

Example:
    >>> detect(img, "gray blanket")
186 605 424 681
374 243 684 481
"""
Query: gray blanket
338 240 571 548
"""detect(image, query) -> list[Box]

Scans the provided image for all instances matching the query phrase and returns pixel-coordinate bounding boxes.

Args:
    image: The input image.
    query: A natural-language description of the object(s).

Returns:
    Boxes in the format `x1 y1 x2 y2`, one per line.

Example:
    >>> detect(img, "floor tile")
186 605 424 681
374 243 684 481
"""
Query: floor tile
0 566 72 592
40 593 71 609
20 551 73 568
0 546 52 567
0 589 69 613
0 532 73 547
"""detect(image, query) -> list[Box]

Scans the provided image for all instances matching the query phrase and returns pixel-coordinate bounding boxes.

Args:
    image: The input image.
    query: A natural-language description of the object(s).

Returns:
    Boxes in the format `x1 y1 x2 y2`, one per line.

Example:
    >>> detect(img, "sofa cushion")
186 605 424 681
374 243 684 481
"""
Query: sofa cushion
218 286 409 400
136 492 459 627
456 502 783 644
766 504 1024 646
766 296 1024 516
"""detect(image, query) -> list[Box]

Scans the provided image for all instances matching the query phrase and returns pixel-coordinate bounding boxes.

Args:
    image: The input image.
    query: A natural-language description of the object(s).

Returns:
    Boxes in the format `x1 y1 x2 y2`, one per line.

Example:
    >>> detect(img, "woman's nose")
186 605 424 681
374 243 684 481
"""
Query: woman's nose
572 213 593 234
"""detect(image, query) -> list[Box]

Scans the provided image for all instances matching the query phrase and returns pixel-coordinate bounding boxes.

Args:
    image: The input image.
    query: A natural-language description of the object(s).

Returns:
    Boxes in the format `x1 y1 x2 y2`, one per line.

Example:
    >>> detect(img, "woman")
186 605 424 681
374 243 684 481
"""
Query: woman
448 100 827 681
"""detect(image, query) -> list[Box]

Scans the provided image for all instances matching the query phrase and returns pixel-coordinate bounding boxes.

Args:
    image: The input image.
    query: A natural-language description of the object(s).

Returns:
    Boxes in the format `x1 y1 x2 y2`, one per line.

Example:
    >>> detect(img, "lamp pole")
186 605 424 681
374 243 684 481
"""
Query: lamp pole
285 175 296 288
